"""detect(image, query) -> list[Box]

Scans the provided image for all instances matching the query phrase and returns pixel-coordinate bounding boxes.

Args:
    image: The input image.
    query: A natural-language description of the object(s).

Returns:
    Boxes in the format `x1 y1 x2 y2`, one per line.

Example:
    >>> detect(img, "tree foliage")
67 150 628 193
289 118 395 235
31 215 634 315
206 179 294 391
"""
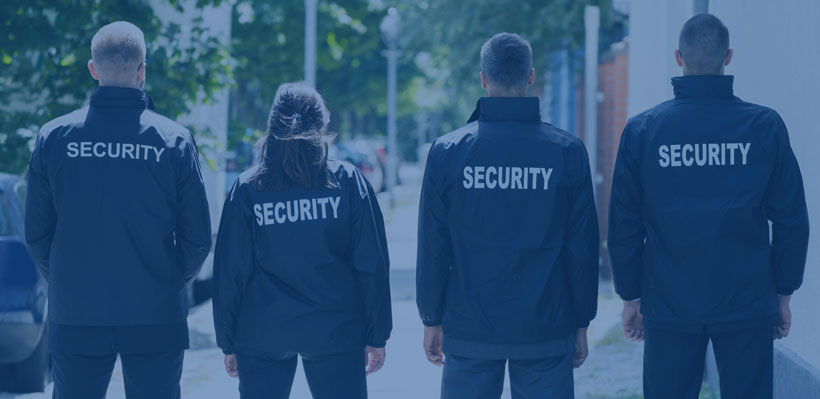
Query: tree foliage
397 0 619 135
1 0 622 173
0 0 229 174
228 0 620 166
228 0 419 166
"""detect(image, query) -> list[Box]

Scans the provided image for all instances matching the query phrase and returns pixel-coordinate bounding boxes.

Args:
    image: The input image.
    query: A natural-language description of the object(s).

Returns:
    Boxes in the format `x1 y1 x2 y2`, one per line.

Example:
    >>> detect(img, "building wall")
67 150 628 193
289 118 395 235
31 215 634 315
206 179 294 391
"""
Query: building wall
708 0 820 371
626 0 693 116
596 45 629 279
152 0 232 278
626 0 820 378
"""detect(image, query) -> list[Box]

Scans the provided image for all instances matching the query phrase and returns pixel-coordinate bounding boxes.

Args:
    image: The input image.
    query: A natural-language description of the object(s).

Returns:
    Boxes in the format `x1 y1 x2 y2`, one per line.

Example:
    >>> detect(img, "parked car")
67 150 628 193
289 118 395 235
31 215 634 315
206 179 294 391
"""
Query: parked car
0 173 49 393
330 140 385 192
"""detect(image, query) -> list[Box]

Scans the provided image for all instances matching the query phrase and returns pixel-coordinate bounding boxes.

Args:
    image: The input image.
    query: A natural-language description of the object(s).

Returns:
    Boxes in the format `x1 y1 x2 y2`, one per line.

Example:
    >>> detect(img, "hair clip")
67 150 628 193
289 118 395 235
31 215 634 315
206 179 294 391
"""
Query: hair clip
291 113 302 121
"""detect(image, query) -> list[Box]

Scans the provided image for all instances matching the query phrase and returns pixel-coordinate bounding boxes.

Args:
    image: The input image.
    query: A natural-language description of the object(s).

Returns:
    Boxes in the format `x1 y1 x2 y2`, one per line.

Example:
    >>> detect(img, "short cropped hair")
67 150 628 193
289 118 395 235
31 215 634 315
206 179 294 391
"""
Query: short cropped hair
90 21 146 86
678 14 730 75
480 33 533 89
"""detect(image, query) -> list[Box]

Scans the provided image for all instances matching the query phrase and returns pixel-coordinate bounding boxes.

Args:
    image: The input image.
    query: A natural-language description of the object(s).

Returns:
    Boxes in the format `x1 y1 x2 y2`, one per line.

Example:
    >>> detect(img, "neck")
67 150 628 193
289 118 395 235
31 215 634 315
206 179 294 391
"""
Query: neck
486 89 528 98
99 81 141 90
683 68 725 76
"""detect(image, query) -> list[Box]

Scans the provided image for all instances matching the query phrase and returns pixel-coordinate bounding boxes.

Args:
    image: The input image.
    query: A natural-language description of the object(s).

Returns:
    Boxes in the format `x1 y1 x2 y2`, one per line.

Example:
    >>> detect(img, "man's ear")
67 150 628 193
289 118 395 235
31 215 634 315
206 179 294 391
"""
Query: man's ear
528 68 535 86
88 60 100 81
725 48 733 67
137 61 146 82
480 70 488 89
675 50 684 68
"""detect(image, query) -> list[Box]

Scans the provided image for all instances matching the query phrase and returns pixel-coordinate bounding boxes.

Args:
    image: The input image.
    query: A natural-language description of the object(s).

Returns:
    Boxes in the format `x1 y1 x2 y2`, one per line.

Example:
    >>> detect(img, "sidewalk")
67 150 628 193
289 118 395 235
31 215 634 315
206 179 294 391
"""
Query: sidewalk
5 165 643 399
371 167 639 398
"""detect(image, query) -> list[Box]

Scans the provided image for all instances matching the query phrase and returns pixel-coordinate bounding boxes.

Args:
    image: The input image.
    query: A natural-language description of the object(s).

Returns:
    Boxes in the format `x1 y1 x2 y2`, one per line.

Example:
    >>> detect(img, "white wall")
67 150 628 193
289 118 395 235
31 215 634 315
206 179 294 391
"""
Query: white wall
152 0 231 233
709 0 820 369
152 0 232 279
627 0 820 369
626 0 694 116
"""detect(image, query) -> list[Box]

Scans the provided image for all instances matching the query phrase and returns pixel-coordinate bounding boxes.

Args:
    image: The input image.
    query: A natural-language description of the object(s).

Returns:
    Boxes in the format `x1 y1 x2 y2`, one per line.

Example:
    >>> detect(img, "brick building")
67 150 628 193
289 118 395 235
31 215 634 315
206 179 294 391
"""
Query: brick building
574 41 629 280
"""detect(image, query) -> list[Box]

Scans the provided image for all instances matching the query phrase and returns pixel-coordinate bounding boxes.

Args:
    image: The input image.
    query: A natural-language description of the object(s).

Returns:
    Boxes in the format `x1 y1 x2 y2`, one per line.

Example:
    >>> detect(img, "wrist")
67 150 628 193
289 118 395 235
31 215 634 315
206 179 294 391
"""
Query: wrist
367 341 386 349
623 299 641 307
422 319 442 327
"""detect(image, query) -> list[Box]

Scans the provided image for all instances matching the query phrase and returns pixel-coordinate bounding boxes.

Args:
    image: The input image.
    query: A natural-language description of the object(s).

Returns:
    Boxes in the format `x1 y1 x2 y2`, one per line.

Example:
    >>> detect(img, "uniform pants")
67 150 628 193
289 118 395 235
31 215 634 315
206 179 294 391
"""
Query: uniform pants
236 352 367 399
643 326 773 399
51 351 183 399
441 353 574 399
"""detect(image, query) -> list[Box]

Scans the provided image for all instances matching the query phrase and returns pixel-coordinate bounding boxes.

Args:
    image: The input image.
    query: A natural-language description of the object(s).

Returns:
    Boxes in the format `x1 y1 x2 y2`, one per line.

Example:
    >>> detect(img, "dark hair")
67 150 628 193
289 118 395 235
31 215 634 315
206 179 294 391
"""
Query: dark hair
480 32 533 89
251 82 336 191
679 13 730 75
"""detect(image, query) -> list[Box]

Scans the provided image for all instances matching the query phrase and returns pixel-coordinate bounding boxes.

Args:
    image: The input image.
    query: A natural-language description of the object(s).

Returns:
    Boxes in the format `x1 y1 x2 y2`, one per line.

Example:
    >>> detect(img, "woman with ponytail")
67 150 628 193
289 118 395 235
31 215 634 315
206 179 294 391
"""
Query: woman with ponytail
212 82 392 399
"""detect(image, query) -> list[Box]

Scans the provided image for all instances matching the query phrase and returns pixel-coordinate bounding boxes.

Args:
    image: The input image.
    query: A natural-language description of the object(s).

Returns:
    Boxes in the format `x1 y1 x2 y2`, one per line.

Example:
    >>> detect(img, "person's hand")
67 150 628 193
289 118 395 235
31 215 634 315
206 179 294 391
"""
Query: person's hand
423 325 444 366
365 346 386 375
775 295 792 339
224 354 238 378
622 300 644 342
573 328 589 368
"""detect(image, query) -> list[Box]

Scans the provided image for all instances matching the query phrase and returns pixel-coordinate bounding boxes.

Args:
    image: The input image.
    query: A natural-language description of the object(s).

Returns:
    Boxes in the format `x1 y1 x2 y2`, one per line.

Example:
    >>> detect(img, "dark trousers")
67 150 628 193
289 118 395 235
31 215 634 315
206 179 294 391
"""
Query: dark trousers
51 351 183 399
441 354 574 399
236 351 367 399
644 326 773 399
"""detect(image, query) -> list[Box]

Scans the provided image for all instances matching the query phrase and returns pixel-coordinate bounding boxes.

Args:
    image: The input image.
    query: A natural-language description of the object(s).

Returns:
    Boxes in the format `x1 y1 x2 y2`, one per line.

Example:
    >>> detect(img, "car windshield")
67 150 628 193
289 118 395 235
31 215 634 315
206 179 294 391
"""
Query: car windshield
0 191 9 236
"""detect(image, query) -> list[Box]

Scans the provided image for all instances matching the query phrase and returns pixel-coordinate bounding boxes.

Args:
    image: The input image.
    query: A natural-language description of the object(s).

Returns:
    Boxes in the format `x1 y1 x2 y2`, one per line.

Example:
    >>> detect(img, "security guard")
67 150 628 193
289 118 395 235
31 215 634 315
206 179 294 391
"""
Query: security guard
417 33 599 398
24 22 212 398
212 82 392 399
609 14 810 399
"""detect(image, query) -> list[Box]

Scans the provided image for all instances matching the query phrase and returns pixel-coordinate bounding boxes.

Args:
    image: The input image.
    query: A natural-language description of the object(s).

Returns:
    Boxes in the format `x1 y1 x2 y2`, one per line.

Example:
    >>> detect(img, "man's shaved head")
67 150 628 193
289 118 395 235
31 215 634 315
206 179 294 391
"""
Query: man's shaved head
90 21 146 87
480 33 533 93
678 14 730 75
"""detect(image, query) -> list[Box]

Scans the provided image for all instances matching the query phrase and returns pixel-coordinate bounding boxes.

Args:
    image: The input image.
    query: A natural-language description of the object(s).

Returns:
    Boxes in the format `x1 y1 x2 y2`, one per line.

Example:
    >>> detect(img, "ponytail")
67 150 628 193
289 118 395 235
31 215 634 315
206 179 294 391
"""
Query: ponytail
251 82 336 191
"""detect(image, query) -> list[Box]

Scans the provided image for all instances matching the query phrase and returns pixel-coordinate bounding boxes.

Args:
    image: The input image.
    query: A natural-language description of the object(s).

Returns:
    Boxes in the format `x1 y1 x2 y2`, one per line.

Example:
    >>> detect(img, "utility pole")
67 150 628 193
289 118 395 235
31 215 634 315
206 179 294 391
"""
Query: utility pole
304 0 317 86
380 7 401 208
693 0 709 14
584 5 600 200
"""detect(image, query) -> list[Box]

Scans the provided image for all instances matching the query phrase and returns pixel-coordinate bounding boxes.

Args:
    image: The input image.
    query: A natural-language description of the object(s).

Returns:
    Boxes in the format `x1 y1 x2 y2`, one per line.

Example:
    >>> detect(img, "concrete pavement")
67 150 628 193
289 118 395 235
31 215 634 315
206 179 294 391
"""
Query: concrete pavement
3 165 642 399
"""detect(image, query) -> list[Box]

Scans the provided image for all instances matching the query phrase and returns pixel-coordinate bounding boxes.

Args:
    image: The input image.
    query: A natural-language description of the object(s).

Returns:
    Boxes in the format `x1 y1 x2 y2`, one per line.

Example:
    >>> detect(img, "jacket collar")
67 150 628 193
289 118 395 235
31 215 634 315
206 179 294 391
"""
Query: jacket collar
467 97 541 123
90 86 156 111
672 75 735 99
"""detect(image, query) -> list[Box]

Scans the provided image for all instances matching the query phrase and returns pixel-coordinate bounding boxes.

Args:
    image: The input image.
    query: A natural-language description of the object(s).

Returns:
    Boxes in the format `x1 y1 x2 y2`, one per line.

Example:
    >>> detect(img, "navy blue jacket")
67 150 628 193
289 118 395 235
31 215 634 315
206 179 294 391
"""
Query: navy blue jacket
609 75 810 329
25 86 212 326
212 160 392 355
416 97 599 346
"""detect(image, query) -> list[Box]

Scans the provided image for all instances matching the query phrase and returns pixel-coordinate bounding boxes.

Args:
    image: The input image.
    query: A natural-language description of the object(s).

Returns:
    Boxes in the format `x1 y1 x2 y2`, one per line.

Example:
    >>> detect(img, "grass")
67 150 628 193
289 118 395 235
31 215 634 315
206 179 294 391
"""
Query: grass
589 325 722 399
597 325 626 347
698 384 719 399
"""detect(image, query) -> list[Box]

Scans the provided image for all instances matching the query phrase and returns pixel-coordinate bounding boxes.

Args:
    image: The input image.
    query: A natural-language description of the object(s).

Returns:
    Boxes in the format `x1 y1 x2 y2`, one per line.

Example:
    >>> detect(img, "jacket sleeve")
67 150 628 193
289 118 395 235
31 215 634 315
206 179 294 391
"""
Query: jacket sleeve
416 143 452 327
212 180 254 355
565 142 600 328
764 113 810 296
24 130 56 280
174 136 212 281
608 122 646 301
350 169 392 348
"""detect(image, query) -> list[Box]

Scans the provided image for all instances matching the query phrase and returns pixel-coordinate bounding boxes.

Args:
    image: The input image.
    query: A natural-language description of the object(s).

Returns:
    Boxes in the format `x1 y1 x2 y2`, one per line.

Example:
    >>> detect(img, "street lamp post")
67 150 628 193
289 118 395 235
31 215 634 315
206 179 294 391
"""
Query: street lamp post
380 7 400 208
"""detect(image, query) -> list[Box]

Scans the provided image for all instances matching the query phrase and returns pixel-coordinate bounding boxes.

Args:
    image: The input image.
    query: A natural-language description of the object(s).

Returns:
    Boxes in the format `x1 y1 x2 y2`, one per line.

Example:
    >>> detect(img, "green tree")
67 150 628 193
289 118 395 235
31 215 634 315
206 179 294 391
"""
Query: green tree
228 0 420 167
0 0 229 174
227 0 622 167
398 0 620 135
